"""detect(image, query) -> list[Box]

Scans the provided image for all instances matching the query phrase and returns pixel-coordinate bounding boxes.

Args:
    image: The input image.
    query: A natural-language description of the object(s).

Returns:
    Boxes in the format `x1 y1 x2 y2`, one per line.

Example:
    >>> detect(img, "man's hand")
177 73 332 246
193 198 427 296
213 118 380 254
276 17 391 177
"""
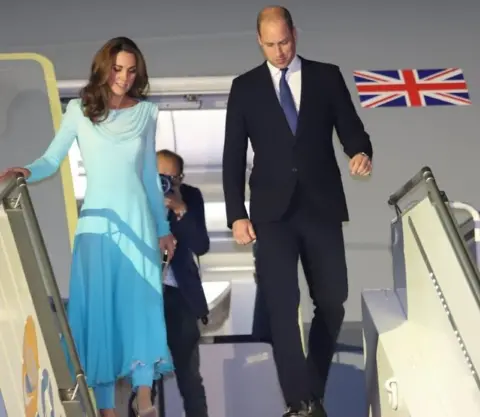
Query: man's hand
159 233 176 262
0 167 31 181
232 219 256 245
164 188 187 216
349 153 372 176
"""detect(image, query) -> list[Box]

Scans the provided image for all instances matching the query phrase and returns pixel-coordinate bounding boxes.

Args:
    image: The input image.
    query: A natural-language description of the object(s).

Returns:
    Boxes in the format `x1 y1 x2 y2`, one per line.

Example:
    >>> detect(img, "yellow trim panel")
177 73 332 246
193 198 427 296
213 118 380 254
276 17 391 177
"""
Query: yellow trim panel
0 53 78 248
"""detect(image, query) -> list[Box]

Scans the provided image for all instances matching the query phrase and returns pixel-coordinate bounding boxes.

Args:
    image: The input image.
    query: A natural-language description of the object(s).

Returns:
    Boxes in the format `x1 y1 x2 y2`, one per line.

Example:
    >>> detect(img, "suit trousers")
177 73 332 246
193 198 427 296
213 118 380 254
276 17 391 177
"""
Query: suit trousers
253 184 348 408
163 285 208 417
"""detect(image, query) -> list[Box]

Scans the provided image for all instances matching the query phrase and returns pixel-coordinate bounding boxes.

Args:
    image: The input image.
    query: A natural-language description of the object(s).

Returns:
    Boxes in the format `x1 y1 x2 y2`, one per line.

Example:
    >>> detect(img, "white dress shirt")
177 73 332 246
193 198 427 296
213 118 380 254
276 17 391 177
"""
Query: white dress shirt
163 265 177 287
266 55 302 112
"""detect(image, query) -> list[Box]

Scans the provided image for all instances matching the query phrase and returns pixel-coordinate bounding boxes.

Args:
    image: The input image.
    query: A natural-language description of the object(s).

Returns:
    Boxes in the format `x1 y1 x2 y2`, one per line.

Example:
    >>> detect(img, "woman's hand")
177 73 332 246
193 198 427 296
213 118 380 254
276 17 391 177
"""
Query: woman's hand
0 167 31 182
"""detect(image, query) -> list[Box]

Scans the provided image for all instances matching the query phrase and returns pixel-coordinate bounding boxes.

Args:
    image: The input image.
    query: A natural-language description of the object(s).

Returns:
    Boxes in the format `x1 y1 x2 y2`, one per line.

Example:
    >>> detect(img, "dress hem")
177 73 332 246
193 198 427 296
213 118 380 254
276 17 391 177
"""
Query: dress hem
86 357 175 388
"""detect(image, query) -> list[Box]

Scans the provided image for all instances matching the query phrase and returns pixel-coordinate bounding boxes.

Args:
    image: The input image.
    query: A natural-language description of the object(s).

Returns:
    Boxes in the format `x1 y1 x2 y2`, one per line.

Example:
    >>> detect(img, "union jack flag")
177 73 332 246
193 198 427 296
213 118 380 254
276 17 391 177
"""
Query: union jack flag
353 68 471 108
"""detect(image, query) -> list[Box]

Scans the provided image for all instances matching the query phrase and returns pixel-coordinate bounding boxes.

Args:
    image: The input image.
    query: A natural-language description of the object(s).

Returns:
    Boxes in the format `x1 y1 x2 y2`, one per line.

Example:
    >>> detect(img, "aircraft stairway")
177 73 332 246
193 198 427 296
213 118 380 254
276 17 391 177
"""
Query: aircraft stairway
362 167 480 417
0 175 97 417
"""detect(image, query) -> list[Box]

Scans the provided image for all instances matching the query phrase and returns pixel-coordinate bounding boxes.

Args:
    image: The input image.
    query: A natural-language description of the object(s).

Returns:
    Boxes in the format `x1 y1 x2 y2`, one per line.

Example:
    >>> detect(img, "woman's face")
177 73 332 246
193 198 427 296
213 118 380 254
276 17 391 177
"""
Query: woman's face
108 51 137 97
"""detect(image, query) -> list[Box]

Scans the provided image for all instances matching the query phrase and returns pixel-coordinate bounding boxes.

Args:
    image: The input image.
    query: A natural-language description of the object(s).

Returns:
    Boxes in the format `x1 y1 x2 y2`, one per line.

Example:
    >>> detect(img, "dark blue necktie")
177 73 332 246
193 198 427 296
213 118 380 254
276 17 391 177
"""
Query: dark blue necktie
279 67 298 134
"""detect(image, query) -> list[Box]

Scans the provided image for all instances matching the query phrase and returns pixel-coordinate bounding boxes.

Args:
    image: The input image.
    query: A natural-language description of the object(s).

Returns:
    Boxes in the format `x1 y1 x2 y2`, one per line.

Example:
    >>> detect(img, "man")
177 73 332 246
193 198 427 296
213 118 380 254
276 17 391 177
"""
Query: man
150 149 210 417
222 6 372 417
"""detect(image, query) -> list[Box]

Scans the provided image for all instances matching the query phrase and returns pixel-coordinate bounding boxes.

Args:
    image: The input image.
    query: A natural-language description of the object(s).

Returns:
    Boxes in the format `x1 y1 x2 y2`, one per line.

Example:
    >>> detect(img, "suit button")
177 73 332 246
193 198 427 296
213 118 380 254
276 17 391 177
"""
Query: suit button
292 168 298 172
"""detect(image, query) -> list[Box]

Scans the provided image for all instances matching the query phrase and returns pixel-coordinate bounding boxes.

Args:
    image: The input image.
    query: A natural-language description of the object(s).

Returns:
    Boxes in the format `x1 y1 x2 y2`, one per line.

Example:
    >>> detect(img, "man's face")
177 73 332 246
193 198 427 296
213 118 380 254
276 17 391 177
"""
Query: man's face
257 19 297 69
157 155 183 189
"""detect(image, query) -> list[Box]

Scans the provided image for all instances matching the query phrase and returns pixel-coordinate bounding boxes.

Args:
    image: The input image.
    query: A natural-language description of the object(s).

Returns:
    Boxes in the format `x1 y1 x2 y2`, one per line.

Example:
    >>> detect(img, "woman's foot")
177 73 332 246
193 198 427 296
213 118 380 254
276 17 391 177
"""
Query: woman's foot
133 401 158 417
136 406 158 417
99 409 116 417
134 386 158 417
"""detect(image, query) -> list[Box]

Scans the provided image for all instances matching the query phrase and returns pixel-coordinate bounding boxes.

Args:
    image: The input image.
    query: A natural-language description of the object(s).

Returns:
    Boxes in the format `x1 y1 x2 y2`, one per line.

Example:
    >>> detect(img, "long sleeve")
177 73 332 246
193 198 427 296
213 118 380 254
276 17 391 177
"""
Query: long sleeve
170 186 210 256
142 106 171 238
222 77 249 228
331 66 373 159
25 99 79 183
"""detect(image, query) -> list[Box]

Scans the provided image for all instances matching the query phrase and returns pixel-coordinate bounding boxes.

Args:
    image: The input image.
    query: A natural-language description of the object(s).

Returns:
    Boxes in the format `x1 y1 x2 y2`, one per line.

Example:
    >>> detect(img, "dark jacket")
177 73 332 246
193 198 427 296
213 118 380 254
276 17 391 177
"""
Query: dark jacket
168 183 210 319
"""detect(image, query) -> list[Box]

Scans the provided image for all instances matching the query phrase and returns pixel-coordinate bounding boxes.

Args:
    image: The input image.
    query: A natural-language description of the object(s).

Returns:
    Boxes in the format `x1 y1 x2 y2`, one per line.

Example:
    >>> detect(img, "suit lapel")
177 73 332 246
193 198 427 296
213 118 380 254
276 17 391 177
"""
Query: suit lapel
259 63 288 117
295 56 312 138
258 63 296 136
258 57 312 138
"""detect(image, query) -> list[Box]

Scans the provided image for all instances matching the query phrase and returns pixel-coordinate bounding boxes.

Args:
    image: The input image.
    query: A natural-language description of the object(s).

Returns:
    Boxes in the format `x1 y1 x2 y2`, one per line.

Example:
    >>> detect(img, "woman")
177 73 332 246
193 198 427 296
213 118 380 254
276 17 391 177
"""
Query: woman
0 37 175 417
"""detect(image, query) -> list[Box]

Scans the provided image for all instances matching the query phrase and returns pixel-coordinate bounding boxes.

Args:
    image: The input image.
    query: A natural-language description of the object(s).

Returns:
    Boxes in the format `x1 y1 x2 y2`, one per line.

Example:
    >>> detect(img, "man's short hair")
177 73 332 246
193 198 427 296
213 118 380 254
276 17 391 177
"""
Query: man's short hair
256 6 294 34
156 149 184 174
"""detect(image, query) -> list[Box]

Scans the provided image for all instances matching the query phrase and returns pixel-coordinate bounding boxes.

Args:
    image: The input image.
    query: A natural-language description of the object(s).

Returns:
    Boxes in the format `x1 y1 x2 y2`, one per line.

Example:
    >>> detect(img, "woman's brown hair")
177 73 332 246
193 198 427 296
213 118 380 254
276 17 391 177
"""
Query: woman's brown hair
80 37 150 123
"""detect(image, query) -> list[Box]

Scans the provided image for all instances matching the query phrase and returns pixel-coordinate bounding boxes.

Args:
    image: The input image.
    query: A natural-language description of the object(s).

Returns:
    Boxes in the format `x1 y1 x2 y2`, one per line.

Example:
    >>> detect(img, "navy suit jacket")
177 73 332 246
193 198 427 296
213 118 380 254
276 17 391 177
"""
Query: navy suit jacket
223 57 372 228
167 183 210 320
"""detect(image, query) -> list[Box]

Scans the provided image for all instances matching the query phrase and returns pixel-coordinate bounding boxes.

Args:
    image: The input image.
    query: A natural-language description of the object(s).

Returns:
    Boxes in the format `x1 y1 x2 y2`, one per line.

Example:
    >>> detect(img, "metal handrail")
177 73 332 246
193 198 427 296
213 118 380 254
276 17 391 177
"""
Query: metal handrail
389 167 480 307
0 174 19 203
388 166 433 207
1 173 97 416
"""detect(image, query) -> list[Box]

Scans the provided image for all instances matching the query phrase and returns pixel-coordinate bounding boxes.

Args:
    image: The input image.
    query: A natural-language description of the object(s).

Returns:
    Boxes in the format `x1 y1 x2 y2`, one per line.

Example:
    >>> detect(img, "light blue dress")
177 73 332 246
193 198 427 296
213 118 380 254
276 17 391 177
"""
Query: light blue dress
25 98 173 408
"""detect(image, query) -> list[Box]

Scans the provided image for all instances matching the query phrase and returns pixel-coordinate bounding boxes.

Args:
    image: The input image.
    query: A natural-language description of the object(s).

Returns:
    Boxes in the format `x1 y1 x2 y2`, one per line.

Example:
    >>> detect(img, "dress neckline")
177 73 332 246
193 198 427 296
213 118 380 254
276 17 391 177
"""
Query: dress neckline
110 100 142 112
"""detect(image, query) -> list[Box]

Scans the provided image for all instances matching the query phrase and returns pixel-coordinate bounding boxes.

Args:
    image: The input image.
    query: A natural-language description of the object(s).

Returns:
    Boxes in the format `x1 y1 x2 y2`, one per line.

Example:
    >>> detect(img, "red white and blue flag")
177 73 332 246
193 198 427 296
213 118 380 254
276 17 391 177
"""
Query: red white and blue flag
353 68 471 108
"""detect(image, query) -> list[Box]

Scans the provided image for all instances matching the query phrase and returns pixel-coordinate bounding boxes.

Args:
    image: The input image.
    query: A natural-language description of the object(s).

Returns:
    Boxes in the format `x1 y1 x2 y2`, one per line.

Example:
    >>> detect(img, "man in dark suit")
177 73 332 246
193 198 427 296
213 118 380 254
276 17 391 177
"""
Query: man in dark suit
222 6 373 417
155 149 210 417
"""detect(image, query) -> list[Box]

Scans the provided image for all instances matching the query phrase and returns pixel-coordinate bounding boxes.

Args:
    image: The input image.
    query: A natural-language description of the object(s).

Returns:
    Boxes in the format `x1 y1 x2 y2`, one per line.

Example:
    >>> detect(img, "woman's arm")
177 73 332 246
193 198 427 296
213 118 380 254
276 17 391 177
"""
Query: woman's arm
25 99 80 183
142 105 171 238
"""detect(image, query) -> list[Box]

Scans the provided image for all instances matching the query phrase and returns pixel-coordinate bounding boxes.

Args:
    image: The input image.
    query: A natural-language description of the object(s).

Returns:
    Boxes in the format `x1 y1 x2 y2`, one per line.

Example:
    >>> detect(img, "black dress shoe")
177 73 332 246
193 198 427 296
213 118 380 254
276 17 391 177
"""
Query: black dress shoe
282 401 310 416
308 399 327 417
282 399 328 417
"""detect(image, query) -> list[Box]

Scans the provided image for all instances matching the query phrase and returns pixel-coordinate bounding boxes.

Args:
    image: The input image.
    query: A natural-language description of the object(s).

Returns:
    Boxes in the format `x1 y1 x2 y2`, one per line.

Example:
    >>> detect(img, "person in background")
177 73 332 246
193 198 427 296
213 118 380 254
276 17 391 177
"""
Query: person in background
0 37 175 417
222 6 373 417
155 149 210 417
